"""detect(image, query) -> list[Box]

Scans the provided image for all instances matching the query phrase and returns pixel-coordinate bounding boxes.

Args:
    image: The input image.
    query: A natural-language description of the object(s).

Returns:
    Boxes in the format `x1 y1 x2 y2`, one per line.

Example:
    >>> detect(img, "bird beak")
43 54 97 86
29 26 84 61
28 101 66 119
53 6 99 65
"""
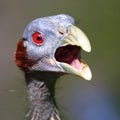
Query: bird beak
56 25 92 80
61 25 91 52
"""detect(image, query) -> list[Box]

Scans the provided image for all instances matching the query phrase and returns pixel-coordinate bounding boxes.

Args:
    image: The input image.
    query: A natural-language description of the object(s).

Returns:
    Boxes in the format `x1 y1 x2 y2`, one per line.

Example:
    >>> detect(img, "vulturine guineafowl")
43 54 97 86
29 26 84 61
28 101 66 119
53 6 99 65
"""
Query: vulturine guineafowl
14 14 92 120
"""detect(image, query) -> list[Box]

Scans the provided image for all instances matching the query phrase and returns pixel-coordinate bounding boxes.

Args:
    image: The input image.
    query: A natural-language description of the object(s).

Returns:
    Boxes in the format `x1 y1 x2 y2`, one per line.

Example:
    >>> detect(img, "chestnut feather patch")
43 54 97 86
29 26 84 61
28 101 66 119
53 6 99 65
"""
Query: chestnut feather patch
14 39 36 72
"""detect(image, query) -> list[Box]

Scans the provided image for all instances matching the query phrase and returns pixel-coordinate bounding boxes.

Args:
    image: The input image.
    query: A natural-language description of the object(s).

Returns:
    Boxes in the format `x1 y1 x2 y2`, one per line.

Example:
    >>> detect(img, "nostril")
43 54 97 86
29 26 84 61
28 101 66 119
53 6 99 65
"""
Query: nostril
58 30 64 35
58 27 65 35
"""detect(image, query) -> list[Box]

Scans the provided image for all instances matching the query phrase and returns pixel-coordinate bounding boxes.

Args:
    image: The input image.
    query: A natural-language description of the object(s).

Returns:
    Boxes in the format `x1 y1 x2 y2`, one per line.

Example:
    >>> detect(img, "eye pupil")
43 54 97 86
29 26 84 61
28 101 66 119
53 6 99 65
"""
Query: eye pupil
36 37 41 41
32 32 44 45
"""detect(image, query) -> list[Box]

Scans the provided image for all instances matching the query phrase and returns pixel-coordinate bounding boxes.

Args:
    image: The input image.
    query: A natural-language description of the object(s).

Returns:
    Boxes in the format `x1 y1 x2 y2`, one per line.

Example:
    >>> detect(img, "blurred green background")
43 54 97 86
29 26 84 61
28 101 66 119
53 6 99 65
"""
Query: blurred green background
0 0 120 120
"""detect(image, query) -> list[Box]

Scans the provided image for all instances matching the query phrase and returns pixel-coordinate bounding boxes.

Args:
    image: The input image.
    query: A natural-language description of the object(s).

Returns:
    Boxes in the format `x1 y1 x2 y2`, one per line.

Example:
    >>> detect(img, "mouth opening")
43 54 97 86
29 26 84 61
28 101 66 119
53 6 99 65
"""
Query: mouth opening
55 45 83 70
54 45 92 80
55 45 81 64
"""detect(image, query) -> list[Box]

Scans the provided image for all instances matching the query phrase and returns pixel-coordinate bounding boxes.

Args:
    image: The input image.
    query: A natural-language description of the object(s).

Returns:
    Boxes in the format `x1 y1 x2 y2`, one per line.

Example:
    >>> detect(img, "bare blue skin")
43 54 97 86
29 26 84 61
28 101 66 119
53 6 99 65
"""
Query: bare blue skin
22 14 75 72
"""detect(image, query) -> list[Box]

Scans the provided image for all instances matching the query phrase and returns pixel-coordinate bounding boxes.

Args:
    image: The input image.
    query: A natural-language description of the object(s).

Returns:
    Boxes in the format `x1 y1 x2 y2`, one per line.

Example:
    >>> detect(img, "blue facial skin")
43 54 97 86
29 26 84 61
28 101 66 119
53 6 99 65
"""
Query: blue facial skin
22 14 75 72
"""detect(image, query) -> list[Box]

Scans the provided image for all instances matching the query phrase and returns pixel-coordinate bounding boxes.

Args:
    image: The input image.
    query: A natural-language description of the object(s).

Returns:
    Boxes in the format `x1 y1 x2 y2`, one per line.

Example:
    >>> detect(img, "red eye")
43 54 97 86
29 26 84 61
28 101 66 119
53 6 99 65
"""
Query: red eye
32 32 44 45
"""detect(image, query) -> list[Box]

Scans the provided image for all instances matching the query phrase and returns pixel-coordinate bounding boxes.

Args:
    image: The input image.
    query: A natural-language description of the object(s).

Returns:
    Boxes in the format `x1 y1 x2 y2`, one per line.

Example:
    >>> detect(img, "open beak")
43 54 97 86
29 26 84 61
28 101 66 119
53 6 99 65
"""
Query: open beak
55 25 92 80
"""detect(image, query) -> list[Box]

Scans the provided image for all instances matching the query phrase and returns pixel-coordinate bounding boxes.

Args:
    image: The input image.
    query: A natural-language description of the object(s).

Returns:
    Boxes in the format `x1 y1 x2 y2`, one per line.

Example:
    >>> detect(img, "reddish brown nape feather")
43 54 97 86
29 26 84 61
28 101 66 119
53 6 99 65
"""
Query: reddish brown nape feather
14 39 36 72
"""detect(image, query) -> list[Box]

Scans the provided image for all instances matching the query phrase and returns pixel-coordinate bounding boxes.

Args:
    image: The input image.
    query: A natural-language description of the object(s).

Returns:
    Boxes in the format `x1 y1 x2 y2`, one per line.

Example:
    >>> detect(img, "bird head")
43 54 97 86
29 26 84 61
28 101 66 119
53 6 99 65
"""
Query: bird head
14 14 92 80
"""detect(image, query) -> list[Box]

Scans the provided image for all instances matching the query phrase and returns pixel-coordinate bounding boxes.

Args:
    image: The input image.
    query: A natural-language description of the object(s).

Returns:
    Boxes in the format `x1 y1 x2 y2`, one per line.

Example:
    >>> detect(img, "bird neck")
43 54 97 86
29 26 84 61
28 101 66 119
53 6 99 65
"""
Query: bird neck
25 71 63 120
